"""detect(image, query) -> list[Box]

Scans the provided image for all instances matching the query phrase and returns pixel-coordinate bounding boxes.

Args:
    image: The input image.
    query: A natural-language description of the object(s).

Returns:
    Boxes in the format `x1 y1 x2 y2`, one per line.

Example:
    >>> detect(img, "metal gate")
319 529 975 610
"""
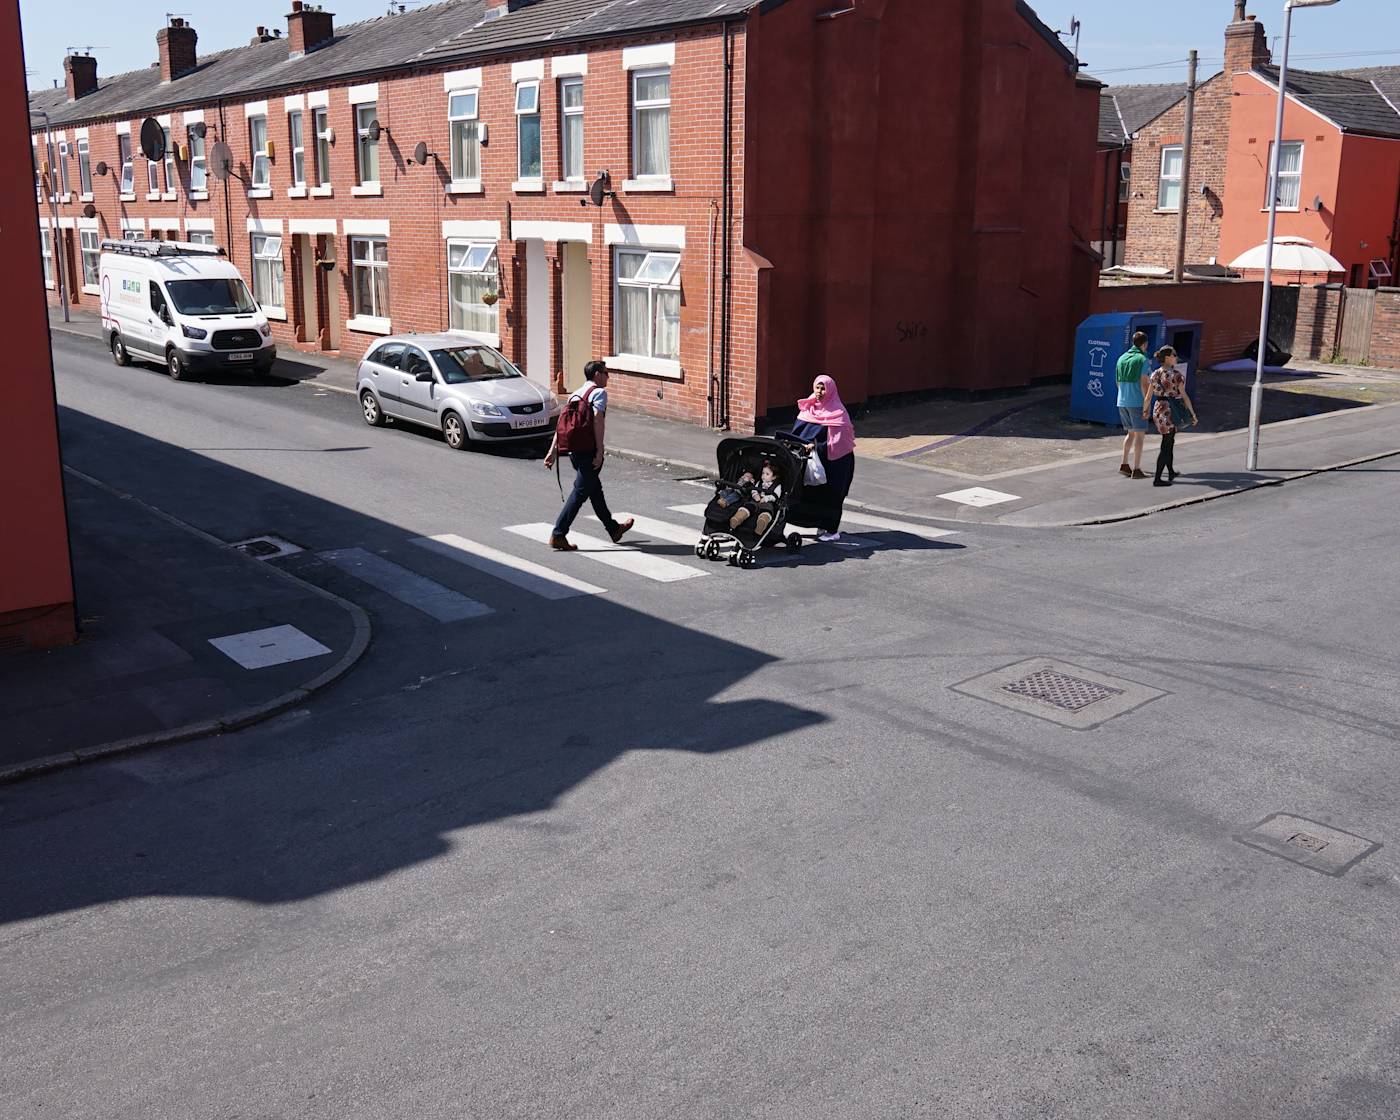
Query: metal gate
1337 287 1376 364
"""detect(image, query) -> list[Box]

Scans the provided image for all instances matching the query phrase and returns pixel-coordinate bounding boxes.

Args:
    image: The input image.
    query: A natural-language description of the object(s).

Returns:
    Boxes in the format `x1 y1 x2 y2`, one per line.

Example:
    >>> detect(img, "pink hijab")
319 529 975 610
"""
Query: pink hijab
797 375 855 461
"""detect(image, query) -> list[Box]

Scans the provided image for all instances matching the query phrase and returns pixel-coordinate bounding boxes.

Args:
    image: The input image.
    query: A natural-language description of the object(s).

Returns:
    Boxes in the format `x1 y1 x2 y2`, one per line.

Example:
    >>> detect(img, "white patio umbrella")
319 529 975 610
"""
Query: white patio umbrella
1229 236 1345 274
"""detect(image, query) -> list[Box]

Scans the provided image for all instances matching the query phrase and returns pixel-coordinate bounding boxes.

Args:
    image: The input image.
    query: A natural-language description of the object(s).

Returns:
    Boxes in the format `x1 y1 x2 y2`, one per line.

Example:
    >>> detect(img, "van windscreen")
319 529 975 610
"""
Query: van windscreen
166 278 257 316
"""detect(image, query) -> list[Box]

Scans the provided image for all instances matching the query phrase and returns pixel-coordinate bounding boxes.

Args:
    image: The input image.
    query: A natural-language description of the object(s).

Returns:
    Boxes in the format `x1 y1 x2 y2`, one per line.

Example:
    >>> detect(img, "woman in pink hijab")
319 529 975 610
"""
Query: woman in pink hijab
787 374 856 541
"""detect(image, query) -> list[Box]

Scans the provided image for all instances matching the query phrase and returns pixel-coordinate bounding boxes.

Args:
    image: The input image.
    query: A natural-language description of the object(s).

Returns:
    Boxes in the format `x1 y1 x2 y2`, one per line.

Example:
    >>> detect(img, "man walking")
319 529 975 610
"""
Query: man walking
1115 331 1151 479
543 360 634 551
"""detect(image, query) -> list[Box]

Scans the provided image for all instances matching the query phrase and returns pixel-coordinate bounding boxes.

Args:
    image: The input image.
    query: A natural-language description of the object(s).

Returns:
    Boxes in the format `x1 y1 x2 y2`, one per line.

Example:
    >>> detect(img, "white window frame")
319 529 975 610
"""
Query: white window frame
631 68 671 182
288 110 306 189
355 103 379 187
40 227 55 289
162 127 176 197
1264 140 1304 211
250 115 271 189
559 77 584 185
57 141 70 198
614 246 681 367
1118 161 1131 204
80 229 101 291
188 130 207 194
250 233 286 318
448 89 481 187
1156 145 1183 212
350 235 389 327
313 107 332 189
186 229 215 246
77 137 92 197
515 80 542 187
146 148 160 197
446 238 501 342
122 228 143 242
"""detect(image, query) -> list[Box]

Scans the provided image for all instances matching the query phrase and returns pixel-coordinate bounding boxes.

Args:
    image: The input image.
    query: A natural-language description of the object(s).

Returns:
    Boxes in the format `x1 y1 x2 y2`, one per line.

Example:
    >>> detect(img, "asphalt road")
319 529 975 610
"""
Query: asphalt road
4 332 1400 1119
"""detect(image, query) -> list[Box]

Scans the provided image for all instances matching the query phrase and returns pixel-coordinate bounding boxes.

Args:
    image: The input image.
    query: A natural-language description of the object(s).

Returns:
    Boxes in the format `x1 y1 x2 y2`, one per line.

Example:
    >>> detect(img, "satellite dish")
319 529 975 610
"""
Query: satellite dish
588 172 613 208
412 140 428 166
208 140 233 181
94 160 108 176
188 121 207 140
139 117 165 161
367 119 383 143
82 202 97 218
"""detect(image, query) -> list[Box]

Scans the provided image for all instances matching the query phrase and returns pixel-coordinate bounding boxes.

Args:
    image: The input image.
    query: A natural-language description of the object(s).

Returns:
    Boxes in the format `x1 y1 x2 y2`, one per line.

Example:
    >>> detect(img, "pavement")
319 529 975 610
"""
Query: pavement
0 466 369 782
52 303 1400 529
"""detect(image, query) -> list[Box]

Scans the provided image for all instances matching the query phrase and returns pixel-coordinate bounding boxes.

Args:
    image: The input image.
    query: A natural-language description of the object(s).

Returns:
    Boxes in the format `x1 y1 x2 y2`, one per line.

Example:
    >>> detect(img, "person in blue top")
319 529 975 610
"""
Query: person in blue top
1115 331 1151 479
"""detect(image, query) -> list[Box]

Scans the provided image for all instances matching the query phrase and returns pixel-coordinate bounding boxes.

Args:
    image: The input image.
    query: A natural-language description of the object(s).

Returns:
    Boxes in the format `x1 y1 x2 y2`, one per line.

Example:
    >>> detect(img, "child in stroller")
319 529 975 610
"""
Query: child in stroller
713 461 782 536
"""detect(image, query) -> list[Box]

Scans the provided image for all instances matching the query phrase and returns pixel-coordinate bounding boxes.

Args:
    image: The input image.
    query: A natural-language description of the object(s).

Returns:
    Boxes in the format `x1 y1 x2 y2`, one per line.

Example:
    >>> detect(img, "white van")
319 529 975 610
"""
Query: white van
100 240 277 380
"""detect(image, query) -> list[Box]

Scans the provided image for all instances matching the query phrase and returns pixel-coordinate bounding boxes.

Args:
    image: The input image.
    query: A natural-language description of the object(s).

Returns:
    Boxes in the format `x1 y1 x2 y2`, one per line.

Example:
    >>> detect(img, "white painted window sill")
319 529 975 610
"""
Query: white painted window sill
1259 207 1301 213
448 180 483 194
511 179 545 194
248 188 273 199
45 282 56 291
82 284 100 295
347 315 391 335
146 192 161 201
161 192 178 201
60 194 72 204
553 180 586 193
190 191 209 201
1152 208 1179 215
263 307 288 322
603 353 682 380
79 192 93 202
447 328 501 347
623 177 674 193
310 185 333 197
352 183 383 197
288 186 308 198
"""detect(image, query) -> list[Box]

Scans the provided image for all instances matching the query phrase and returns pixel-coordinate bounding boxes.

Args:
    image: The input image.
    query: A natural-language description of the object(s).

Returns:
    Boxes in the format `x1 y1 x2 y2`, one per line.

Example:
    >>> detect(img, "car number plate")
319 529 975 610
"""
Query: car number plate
513 415 547 429
229 351 254 361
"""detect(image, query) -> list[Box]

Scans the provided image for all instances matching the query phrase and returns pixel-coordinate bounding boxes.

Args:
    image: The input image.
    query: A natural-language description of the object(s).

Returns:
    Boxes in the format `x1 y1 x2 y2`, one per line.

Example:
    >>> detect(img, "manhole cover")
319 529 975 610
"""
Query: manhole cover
952 658 1165 729
230 534 303 561
1001 668 1123 712
1236 813 1379 877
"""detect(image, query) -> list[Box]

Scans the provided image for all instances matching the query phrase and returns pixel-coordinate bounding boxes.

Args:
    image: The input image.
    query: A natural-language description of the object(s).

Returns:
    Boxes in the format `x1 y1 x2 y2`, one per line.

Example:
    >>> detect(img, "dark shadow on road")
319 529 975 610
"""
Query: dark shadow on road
0 411 826 925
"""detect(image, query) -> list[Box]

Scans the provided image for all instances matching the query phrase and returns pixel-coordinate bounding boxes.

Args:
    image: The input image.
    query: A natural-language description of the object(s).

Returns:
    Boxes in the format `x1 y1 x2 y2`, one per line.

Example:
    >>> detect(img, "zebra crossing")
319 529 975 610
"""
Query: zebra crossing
309 504 958 623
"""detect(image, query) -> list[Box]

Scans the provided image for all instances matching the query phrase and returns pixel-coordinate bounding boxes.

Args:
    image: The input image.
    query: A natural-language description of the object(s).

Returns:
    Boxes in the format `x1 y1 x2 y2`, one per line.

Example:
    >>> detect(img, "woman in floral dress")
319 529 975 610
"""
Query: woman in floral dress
1144 346 1198 487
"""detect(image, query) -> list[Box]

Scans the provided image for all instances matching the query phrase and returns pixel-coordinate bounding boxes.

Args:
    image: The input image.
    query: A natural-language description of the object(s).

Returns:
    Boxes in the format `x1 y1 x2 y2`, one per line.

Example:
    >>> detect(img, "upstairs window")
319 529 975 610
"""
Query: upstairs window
615 247 680 362
162 126 175 194
118 133 134 194
1156 145 1182 211
515 81 541 183
632 69 671 180
188 129 207 192
355 103 379 185
77 137 92 195
289 110 306 187
57 140 70 196
1265 141 1303 210
40 227 54 288
448 90 481 183
313 107 332 186
250 116 270 188
560 77 584 183
147 150 159 194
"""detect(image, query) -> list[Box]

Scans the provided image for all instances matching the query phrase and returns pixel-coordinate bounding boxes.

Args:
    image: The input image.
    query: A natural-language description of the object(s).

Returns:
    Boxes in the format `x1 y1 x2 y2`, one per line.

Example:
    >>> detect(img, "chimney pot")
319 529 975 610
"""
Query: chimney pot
156 18 198 82
286 3 334 57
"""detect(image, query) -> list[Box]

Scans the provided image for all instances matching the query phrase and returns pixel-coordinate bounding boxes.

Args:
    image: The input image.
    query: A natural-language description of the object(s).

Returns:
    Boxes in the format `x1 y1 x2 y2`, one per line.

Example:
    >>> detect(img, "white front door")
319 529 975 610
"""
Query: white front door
524 238 550 387
562 241 592 392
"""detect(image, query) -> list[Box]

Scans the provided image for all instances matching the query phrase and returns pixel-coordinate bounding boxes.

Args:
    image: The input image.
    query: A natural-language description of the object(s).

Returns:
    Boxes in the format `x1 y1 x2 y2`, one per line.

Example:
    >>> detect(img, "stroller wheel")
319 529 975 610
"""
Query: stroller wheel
726 553 738 566
695 541 707 558
739 550 757 569
786 533 803 550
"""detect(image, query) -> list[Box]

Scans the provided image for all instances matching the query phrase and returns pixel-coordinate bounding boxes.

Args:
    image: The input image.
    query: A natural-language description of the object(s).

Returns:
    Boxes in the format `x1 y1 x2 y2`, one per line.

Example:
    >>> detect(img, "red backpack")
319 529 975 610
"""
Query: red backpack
555 386 600 453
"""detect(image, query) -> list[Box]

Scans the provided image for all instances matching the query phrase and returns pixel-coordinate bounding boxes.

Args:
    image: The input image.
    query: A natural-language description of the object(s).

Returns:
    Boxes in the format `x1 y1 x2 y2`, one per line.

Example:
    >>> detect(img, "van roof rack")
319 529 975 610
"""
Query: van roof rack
99 239 226 258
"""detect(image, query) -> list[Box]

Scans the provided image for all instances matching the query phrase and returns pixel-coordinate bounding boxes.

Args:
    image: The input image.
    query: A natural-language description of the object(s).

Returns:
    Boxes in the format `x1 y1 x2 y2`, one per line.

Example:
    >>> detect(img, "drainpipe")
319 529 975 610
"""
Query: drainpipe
707 197 719 427
1112 147 1125 266
32 109 70 324
719 18 735 430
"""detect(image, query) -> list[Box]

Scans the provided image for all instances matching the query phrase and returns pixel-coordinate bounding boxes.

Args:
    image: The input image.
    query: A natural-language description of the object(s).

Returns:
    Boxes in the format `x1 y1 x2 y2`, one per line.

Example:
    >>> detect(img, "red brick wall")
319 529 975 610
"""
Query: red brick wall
1091 280 1267 366
1369 287 1400 368
1292 283 1342 360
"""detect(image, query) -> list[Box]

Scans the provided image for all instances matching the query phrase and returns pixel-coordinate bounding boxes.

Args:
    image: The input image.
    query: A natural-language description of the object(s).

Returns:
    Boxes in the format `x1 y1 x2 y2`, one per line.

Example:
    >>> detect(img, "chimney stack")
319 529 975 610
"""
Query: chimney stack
64 52 98 100
157 17 198 83
286 2 335 58
483 0 537 19
1224 3 1271 75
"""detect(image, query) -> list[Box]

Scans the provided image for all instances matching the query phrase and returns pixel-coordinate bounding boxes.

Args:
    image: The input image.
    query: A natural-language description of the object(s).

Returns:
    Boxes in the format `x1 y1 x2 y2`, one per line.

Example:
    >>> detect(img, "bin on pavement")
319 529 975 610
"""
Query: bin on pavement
1163 318 1203 401
1070 311 1165 426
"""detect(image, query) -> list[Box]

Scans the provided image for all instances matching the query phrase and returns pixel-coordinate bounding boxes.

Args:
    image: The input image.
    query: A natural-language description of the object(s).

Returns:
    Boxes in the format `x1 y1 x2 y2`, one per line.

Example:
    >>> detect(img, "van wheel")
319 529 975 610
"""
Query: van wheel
111 333 131 367
442 412 467 450
165 348 187 381
361 390 386 427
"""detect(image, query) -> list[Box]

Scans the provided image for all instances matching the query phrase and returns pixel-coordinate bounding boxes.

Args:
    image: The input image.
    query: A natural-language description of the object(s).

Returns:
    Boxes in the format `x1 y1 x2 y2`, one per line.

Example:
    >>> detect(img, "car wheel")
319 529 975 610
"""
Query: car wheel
111 333 131 367
165 348 187 381
442 411 467 450
361 390 386 427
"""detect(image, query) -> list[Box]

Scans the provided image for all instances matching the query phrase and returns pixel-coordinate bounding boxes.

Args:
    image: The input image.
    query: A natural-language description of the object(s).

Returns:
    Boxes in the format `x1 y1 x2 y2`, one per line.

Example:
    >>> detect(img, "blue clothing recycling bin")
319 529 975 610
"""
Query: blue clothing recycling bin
1070 311 1165 426
1163 318 1203 401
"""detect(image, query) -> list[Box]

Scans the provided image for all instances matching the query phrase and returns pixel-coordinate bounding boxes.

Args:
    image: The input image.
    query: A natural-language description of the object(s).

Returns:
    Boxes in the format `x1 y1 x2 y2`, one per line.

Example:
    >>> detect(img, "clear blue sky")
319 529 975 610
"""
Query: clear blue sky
19 0 1400 91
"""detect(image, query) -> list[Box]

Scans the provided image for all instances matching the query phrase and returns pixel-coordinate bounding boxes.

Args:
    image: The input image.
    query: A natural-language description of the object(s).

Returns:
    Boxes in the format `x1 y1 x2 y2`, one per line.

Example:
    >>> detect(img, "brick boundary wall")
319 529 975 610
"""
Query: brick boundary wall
1371 287 1400 368
1091 280 1266 367
1292 284 1343 361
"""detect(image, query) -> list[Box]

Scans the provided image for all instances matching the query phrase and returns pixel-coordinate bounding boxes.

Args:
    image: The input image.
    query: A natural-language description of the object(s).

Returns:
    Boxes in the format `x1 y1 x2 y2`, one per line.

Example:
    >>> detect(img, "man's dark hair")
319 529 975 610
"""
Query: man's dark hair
584 359 608 381
1132 331 1149 348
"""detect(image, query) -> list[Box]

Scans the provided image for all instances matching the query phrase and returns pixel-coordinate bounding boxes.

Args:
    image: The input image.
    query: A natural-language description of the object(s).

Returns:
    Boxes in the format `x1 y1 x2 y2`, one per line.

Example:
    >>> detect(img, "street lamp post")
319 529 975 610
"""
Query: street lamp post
1246 0 1341 471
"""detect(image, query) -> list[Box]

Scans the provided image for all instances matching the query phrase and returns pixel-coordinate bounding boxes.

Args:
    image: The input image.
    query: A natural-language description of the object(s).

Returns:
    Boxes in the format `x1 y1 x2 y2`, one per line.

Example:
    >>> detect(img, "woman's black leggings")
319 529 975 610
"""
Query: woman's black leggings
1155 431 1176 481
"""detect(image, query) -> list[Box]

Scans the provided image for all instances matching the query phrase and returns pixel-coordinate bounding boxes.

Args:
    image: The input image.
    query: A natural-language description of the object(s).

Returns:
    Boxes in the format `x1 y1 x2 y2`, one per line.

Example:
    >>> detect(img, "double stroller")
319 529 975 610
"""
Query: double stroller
695 435 810 568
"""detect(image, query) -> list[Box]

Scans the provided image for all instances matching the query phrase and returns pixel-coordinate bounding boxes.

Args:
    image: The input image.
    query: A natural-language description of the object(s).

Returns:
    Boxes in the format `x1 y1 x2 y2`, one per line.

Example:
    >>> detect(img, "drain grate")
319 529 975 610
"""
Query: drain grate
230 534 304 561
1238 813 1379 876
1288 831 1328 853
1001 668 1123 712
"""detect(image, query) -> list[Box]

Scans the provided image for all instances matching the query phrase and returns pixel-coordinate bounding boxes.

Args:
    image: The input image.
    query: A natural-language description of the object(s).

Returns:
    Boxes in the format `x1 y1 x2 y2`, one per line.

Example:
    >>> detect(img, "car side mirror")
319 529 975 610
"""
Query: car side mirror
161 308 172 325
415 371 434 382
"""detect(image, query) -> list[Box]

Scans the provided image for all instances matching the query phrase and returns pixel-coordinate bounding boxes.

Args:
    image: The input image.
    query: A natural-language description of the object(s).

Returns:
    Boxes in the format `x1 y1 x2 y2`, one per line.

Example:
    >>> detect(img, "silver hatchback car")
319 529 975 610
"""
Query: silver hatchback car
357 333 561 449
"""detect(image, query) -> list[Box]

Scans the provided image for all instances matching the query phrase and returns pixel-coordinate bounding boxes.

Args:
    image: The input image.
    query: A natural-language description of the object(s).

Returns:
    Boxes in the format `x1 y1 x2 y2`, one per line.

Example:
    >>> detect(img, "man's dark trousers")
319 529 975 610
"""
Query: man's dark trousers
553 452 619 538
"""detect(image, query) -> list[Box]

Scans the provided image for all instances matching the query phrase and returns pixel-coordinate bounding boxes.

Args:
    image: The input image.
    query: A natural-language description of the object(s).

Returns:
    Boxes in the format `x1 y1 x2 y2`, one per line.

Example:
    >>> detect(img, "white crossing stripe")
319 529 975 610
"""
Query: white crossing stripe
669 504 957 543
410 534 606 600
505 523 706 583
320 548 494 622
589 513 697 546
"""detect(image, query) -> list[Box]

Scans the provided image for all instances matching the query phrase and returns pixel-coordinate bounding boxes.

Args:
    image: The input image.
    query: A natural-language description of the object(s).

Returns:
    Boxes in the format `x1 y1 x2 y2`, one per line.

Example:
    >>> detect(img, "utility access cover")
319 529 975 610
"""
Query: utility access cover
952 658 1165 729
1236 813 1380 877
